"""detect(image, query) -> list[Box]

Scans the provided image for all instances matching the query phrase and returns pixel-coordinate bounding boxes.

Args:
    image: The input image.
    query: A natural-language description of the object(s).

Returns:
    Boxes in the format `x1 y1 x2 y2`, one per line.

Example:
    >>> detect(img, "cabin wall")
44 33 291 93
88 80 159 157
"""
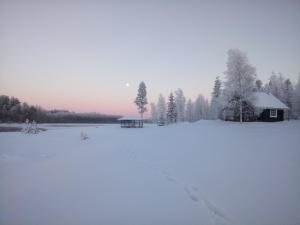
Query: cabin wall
222 108 285 122
259 109 284 122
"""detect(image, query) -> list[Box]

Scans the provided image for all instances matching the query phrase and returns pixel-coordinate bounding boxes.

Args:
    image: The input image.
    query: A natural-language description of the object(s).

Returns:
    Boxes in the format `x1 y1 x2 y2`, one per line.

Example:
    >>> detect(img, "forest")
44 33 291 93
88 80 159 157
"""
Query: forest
0 95 120 123
150 49 300 123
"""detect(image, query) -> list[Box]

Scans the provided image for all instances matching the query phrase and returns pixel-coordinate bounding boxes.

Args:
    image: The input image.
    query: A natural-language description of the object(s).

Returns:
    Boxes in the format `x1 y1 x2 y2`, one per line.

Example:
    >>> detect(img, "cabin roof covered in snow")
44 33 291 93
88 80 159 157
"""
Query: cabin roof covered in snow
118 116 143 121
250 92 289 109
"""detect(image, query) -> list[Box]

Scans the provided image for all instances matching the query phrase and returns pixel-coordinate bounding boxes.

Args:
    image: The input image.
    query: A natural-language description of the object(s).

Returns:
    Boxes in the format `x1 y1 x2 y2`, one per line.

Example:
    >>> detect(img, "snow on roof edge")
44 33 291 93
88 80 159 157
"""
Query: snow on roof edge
250 92 289 109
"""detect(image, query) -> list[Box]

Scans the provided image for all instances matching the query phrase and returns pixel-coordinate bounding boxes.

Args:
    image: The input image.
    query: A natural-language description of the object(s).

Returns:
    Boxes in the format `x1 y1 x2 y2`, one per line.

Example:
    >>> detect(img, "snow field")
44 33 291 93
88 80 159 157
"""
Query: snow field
1 121 300 225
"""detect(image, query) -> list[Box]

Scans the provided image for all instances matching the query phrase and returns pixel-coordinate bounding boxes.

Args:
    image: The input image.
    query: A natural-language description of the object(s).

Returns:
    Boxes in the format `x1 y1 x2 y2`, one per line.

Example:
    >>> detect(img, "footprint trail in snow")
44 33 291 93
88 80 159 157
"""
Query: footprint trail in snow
124 147 234 225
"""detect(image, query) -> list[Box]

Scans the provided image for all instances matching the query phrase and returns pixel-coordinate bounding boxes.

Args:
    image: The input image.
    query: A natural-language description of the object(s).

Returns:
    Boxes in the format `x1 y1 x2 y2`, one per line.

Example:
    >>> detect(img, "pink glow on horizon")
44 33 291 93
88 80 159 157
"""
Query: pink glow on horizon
42 101 139 116
3 84 151 117
19 95 148 117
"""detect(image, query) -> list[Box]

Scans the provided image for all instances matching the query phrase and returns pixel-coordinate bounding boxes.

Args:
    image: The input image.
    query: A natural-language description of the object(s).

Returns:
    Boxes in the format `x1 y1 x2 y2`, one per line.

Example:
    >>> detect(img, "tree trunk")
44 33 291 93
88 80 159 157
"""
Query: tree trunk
239 99 243 123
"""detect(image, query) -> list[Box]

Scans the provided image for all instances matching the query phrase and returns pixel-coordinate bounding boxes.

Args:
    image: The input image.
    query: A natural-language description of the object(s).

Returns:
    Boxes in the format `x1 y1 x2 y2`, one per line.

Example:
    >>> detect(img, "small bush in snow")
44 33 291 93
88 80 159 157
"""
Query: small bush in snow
22 119 30 133
22 119 40 134
80 131 88 140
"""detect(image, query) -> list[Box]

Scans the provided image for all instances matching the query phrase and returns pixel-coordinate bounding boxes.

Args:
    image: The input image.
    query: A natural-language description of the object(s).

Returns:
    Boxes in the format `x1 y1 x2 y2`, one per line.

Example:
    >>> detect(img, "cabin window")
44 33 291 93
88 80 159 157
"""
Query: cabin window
270 109 277 118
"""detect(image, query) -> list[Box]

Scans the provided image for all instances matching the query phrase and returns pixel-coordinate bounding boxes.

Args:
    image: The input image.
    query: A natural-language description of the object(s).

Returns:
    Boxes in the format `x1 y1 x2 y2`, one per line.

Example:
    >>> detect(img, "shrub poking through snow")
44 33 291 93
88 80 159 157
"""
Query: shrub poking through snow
22 119 39 134
32 120 39 134
80 131 88 140
22 119 30 133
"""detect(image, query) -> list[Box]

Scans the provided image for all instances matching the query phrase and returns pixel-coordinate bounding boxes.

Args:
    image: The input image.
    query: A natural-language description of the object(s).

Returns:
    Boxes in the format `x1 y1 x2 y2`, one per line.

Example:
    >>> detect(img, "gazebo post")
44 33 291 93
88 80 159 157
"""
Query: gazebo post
118 116 144 128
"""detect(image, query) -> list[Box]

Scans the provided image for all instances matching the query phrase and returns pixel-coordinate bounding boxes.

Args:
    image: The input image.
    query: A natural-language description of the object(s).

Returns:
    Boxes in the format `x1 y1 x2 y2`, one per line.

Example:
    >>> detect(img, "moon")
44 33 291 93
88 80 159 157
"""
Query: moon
125 82 130 87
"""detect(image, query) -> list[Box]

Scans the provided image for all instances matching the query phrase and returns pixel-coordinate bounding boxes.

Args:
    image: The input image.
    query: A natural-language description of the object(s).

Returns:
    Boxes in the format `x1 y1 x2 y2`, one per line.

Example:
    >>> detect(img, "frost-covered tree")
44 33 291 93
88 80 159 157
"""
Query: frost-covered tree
150 102 158 123
157 94 166 125
193 94 209 120
167 92 177 123
80 131 88 140
295 75 300 119
223 49 256 123
264 72 299 119
283 79 294 108
31 120 39 134
204 98 210 119
210 76 223 119
185 99 193 122
255 79 263 92
210 98 223 120
22 119 39 134
134 81 148 119
265 72 285 101
22 118 30 133
175 88 186 122
283 78 297 119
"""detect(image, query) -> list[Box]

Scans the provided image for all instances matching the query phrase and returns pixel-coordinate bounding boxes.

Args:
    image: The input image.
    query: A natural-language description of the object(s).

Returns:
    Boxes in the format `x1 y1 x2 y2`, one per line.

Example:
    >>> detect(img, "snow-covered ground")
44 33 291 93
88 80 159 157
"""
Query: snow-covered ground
0 121 300 225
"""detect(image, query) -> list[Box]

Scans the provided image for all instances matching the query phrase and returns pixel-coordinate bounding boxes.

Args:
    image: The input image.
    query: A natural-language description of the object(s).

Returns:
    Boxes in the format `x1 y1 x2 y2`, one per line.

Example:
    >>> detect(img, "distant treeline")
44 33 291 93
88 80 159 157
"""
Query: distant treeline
0 95 121 123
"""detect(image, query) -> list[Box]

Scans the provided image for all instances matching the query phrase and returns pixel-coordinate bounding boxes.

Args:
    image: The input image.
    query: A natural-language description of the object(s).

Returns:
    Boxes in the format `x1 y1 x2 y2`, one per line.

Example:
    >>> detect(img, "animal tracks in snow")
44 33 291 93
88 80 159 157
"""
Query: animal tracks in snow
202 197 231 225
162 171 177 183
184 186 199 202
125 147 233 225
184 186 231 225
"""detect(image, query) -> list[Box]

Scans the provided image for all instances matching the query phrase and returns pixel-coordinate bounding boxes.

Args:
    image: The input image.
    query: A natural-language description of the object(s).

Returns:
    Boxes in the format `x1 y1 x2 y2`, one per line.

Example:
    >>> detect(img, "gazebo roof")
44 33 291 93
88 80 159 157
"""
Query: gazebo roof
118 116 143 121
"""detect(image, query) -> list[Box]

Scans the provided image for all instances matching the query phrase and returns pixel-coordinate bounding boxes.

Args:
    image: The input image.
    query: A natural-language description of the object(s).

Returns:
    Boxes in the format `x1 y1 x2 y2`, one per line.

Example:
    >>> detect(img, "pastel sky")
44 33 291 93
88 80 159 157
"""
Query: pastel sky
1 0 300 115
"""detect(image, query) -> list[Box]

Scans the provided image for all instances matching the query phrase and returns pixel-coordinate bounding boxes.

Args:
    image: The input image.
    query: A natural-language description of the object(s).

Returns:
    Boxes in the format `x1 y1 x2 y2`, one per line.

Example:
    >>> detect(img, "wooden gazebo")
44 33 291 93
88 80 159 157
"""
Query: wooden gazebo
118 116 144 128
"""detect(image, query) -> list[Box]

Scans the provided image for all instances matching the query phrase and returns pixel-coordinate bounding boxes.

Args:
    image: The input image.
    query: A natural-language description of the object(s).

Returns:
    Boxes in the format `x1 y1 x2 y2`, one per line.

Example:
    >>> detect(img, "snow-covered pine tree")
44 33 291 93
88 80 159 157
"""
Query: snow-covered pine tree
175 88 186 122
210 76 223 119
150 102 158 123
167 92 177 124
185 99 193 122
134 81 148 119
157 94 166 125
212 76 222 98
223 49 256 123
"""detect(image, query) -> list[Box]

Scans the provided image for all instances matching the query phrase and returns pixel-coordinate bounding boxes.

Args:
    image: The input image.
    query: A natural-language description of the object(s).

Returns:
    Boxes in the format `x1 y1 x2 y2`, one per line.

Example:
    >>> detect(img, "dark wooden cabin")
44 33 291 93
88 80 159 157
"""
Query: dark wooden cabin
118 116 144 128
250 92 289 122
222 92 289 122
